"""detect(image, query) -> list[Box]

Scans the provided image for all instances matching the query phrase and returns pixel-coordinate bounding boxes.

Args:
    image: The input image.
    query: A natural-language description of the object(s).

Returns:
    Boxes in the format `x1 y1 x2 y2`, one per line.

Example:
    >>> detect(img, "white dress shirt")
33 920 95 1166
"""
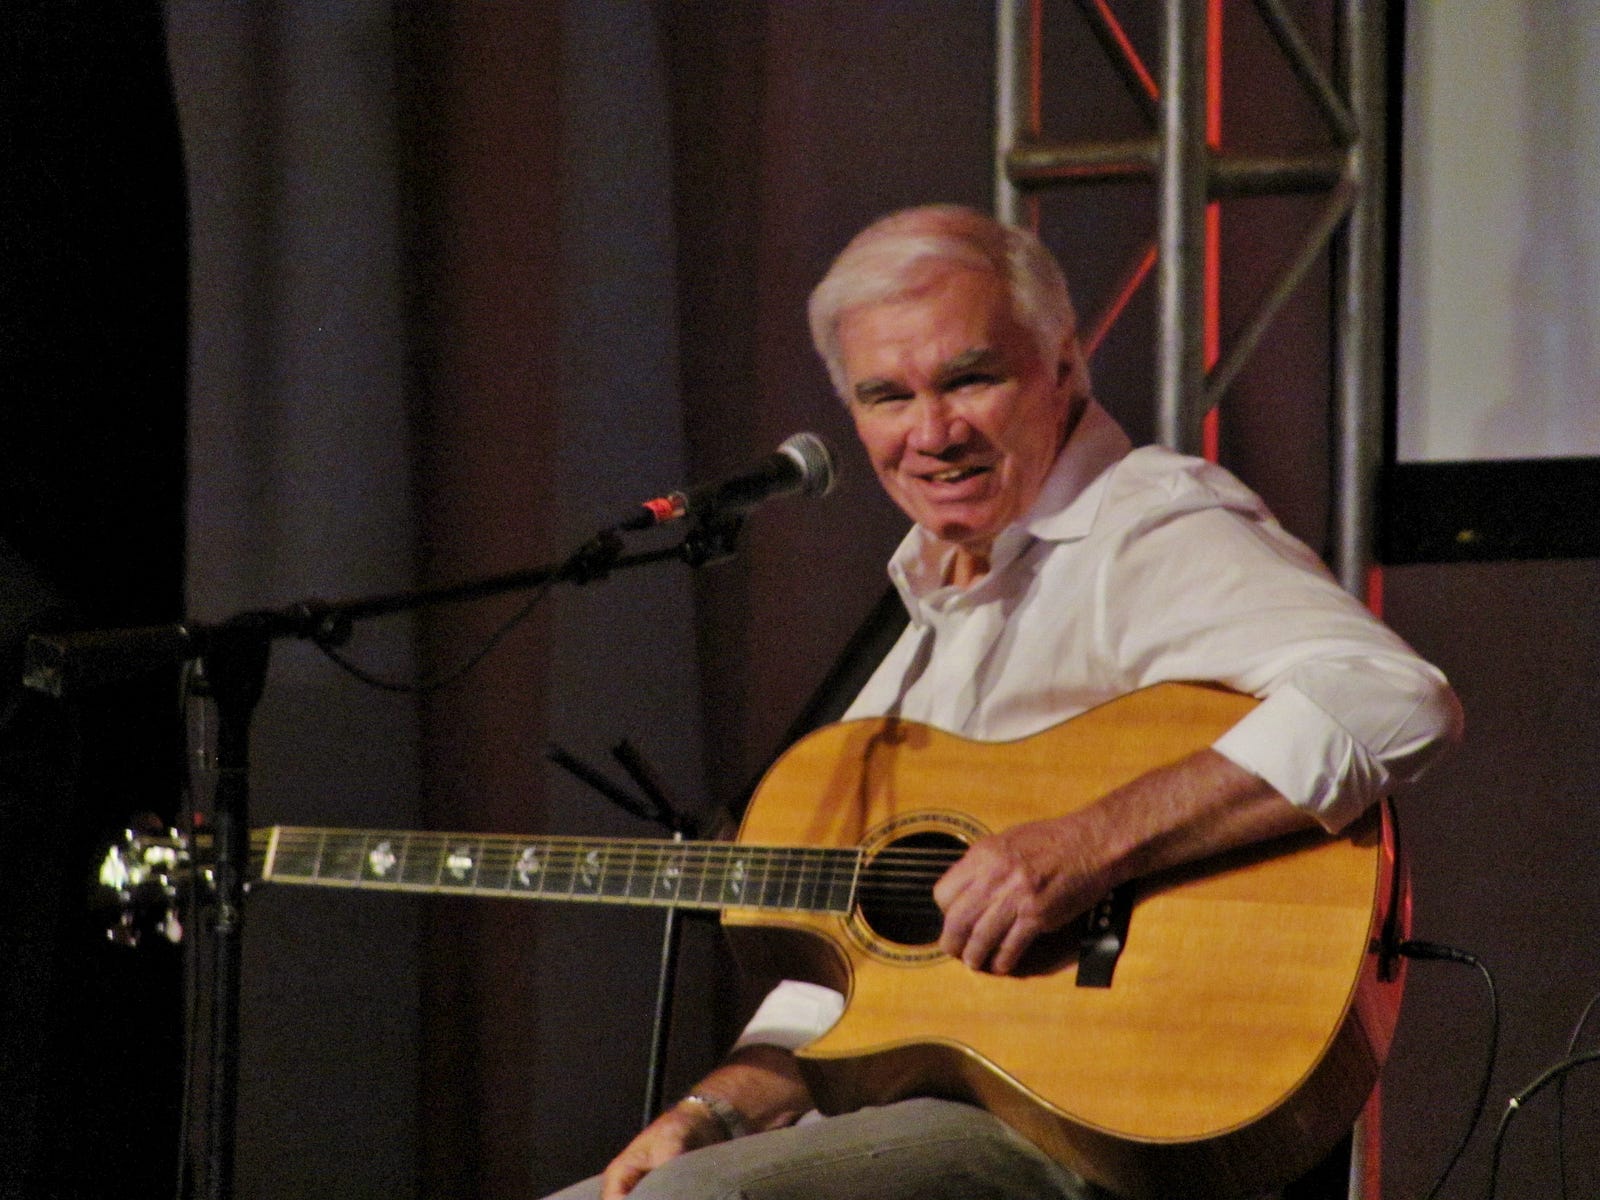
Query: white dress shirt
735 399 1462 1053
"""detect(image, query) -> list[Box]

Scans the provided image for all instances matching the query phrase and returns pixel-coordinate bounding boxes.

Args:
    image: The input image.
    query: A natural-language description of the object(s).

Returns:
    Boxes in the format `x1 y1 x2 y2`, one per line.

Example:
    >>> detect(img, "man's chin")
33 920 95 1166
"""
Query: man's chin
919 517 1002 554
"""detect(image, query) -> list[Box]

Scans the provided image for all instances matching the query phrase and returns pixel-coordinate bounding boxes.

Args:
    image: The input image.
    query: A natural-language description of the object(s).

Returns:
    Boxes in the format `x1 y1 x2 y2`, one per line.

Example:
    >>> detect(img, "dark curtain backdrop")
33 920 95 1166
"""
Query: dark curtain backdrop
403 11 567 1196
0 3 188 1197
165 3 1600 1199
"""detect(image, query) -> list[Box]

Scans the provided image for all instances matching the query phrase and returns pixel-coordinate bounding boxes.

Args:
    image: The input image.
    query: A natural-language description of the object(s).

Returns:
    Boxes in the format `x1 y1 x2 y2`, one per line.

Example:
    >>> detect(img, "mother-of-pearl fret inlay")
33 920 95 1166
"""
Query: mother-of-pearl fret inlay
368 840 397 878
580 848 602 891
657 853 683 895
446 845 475 882
515 846 542 887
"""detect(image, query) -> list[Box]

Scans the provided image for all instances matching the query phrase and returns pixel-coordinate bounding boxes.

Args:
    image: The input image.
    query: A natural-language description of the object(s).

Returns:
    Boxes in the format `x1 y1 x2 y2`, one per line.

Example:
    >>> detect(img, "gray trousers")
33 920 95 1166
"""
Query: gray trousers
541 1098 1106 1200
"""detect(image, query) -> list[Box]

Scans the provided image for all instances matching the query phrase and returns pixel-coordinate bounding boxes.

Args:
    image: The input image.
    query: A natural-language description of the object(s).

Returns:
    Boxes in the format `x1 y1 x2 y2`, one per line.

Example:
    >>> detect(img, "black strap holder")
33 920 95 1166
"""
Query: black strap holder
1076 884 1135 989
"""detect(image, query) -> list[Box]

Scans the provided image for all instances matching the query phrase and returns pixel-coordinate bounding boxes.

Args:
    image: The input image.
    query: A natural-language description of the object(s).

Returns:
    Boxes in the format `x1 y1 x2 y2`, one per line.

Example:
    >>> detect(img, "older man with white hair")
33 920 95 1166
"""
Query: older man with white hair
542 204 1461 1200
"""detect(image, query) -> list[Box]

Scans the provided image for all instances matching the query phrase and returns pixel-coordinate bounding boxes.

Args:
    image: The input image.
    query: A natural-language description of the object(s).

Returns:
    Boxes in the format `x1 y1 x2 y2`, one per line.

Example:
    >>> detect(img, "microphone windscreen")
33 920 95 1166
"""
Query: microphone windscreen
777 432 838 498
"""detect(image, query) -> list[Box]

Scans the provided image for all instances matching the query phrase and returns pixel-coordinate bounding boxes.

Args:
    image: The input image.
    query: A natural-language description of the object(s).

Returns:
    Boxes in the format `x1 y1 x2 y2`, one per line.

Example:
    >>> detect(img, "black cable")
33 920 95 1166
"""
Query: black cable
1563 988 1600 1053
1557 984 1600 1200
1398 939 1499 1200
315 582 555 694
311 531 633 695
1488 1049 1600 1200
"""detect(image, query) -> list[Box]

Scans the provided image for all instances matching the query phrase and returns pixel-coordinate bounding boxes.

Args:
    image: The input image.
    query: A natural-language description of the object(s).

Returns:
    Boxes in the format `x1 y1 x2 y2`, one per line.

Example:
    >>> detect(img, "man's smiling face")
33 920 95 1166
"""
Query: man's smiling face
840 263 1076 584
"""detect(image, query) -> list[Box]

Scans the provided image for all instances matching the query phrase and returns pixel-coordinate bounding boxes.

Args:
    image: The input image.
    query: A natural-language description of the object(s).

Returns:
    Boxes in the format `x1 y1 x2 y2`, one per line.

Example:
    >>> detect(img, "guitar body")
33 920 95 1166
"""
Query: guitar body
724 683 1403 1200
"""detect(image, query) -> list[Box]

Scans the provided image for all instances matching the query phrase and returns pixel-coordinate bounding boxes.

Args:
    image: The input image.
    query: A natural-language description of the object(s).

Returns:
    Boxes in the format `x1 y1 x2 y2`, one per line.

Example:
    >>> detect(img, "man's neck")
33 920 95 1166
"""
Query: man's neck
948 546 991 589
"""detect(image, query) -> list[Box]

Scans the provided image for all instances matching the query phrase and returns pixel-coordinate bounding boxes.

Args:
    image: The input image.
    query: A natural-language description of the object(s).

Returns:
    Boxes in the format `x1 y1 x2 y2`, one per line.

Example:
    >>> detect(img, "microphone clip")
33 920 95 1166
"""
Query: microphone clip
679 511 745 569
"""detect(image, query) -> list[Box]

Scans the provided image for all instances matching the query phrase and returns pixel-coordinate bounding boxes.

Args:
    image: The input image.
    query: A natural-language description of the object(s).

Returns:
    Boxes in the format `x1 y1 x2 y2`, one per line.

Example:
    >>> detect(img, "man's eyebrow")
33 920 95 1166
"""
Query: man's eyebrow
852 376 905 404
938 347 1002 379
850 347 1004 404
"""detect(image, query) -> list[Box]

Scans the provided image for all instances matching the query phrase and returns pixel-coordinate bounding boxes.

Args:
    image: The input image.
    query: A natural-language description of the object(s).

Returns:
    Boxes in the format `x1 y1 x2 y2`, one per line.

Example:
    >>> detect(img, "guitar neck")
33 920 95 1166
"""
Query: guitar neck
252 826 863 915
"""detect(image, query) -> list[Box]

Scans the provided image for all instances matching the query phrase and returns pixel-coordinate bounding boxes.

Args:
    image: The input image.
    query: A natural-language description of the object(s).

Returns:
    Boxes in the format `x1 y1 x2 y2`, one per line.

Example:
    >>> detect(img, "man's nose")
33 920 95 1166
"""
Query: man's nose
906 394 964 453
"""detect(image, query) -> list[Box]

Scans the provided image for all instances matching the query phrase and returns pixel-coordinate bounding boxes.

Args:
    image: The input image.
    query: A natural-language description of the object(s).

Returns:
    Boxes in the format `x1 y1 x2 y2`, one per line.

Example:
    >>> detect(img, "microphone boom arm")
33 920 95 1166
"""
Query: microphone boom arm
18 516 756 1200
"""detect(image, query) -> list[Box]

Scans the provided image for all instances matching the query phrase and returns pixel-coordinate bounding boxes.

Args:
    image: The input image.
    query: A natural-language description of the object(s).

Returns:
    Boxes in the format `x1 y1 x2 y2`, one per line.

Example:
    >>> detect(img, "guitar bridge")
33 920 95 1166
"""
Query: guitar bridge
1075 885 1133 988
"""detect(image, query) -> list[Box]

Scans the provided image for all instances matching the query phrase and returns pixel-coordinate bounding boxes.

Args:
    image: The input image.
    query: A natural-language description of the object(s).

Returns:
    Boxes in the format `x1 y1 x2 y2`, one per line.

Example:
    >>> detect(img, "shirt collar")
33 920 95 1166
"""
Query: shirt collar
1020 397 1132 543
886 399 1133 617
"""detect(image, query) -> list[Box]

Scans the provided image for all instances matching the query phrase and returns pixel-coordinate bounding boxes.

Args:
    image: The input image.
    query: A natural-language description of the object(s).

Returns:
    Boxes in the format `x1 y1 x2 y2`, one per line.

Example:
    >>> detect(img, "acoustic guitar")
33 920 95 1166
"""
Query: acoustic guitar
101 682 1403 1199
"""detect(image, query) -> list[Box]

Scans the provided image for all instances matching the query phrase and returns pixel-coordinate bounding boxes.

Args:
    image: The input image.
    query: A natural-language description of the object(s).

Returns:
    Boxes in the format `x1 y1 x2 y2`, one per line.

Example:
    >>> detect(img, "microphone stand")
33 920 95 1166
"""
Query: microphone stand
609 740 701 1127
545 737 704 1128
22 513 746 1200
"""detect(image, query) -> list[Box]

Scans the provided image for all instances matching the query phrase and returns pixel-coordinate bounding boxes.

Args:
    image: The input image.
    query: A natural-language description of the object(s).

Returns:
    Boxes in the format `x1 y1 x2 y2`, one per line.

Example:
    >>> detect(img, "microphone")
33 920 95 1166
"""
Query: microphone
615 433 837 531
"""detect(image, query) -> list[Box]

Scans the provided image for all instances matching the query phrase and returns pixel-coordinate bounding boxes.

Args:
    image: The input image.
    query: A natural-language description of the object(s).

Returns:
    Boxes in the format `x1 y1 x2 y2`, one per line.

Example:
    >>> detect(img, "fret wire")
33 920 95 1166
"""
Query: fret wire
736 851 761 908
579 843 601 896
618 842 636 898
762 847 781 905
407 834 441 886
768 851 787 908
481 835 508 891
758 847 779 907
788 847 809 909
662 842 685 900
787 847 806 909
692 843 716 905
422 833 439 887
759 846 779 908
355 832 374 882
790 844 812 908
344 831 368 880
642 841 663 899
722 843 745 905
621 841 641 896
782 849 804 906
565 842 583 898
654 843 672 898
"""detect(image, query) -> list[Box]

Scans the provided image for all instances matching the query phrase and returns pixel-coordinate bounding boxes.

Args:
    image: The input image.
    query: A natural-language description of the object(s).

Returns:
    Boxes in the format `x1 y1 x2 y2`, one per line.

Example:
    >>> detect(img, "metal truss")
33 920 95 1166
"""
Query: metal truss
995 0 1391 597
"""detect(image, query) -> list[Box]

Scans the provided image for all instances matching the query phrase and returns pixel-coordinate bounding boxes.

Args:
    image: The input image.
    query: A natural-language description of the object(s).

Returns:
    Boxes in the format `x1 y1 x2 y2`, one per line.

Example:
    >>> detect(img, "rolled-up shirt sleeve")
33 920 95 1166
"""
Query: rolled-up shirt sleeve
1211 656 1464 831
1093 460 1464 831
733 979 845 1052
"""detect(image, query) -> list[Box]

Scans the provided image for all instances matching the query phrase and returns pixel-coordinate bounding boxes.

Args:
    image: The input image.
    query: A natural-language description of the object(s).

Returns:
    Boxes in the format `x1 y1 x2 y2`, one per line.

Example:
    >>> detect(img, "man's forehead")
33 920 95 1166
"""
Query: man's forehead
842 270 1016 341
943 346 1005 373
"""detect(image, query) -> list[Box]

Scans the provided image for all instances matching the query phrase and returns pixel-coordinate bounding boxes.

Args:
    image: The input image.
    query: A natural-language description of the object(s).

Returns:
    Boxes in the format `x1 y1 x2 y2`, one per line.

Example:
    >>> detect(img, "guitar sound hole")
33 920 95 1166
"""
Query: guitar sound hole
856 831 966 947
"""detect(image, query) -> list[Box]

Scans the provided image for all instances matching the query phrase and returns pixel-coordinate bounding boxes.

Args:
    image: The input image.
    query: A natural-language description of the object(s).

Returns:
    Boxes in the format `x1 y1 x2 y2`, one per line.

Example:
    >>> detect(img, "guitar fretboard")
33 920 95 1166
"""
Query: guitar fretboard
252 827 864 914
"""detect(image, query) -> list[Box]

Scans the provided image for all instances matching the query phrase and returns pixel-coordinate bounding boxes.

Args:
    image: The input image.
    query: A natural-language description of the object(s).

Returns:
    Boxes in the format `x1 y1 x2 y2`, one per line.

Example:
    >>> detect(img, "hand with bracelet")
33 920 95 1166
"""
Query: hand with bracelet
597 1045 813 1200
679 1092 750 1142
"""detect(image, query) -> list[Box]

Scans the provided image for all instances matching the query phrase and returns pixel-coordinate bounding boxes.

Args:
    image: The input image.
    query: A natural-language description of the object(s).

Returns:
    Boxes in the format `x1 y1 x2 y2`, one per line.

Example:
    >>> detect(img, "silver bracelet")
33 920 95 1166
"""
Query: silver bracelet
680 1092 750 1140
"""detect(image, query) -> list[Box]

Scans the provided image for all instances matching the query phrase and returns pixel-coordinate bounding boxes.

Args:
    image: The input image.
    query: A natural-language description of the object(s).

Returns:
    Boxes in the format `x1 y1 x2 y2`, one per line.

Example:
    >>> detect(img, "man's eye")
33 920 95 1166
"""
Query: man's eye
947 373 998 390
